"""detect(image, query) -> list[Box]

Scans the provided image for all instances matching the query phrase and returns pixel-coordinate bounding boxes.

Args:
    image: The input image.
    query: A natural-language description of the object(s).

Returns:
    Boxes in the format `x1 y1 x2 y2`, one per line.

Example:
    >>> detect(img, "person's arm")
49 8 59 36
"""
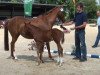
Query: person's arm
63 21 74 26
75 22 87 29
70 22 87 30
71 13 87 30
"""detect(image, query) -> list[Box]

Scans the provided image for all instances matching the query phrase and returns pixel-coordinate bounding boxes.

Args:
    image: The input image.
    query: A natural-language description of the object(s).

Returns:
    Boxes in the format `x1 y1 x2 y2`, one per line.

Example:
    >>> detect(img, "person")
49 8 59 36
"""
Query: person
92 11 100 48
63 3 87 62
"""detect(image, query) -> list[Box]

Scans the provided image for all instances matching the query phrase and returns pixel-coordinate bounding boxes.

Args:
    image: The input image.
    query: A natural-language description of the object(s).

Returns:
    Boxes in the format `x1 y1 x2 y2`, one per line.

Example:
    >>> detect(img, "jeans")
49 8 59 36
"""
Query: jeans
75 30 87 59
94 26 100 46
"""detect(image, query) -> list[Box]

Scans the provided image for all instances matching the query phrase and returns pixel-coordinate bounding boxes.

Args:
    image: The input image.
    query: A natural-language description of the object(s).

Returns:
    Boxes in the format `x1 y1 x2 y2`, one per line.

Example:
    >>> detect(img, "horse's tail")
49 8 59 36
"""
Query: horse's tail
4 19 9 51
61 31 65 44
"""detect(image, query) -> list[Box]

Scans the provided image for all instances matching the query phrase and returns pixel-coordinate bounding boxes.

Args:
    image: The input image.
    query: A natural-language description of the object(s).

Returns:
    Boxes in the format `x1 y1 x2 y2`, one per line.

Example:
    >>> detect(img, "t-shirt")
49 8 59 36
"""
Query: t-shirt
97 17 100 26
73 12 87 31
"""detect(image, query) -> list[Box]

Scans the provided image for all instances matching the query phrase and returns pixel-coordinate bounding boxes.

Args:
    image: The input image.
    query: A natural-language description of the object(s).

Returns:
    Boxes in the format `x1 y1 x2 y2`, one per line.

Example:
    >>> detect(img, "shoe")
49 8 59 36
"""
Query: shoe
79 58 87 62
73 57 80 60
92 45 97 48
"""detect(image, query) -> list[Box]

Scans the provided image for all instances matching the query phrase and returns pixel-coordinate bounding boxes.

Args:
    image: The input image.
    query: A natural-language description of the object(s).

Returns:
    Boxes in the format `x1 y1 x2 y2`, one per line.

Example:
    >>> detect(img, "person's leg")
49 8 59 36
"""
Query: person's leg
79 31 87 61
74 32 81 59
92 26 100 47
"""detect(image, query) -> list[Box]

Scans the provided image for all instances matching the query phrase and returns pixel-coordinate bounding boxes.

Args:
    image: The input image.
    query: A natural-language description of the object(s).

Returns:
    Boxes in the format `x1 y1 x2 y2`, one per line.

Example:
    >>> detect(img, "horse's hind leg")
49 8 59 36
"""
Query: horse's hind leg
56 42 63 66
10 35 19 59
46 42 53 60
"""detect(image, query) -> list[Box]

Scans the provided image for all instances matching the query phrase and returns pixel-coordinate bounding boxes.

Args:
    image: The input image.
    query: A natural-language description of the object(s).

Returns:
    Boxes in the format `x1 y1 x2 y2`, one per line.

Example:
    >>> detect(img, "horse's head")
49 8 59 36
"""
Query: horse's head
46 6 66 24
56 6 66 23
54 6 68 31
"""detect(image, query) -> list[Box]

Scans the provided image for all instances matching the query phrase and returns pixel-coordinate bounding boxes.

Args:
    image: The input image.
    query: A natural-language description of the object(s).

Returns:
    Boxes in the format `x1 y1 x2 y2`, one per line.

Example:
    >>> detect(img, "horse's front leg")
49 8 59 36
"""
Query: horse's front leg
36 50 41 65
36 41 44 65
40 51 44 63
46 42 53 60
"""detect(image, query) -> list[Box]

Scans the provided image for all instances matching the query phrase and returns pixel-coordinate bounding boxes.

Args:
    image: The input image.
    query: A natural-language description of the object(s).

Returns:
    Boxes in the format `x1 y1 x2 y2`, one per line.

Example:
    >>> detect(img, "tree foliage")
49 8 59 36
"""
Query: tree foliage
1 0 98 19
34 0 97 19
79 0 97 19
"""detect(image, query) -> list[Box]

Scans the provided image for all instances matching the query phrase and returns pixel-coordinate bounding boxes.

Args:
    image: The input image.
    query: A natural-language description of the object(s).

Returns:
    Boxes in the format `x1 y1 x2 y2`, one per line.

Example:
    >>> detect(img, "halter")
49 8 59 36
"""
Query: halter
60 8 64 12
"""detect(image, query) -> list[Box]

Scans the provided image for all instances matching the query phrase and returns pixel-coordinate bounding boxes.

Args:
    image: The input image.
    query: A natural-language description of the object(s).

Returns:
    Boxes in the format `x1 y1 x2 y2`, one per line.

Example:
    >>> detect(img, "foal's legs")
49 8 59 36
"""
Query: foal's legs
46 42 53 60
57 43 63 66
54 41 63 66
10 35 19 59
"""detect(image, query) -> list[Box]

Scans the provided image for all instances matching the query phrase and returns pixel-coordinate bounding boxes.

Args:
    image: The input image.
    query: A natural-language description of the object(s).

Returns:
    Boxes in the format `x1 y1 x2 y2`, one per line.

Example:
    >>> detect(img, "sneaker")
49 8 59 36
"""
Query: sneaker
79 58 87 62
73 57 80 60
92 45 97 48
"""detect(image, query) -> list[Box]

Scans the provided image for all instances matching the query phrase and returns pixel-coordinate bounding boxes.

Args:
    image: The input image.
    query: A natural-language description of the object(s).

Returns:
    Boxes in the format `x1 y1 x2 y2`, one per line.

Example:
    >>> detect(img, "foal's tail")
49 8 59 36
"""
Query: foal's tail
4 19 9 51
61 31 65 44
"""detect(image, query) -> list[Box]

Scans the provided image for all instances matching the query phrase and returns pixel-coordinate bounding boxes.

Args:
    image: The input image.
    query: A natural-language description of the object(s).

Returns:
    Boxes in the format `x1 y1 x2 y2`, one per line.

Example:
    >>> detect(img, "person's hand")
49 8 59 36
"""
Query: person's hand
63 29 70 33
70 27 75 30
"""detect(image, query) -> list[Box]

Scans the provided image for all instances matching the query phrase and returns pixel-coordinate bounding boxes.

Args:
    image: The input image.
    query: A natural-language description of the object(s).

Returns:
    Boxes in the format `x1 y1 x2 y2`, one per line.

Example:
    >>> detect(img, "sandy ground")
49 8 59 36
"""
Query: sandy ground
0 24 100 75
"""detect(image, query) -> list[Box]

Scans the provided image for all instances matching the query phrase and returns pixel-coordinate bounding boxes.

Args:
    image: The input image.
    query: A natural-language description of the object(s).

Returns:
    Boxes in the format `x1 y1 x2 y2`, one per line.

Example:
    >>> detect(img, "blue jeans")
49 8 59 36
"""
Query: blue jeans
94 26 100 46
75 30 87 59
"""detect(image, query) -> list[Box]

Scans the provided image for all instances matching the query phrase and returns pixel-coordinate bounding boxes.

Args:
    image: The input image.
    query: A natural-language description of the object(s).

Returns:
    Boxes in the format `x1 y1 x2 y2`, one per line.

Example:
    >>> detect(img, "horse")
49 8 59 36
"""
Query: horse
23 22 64 65
4 6 66 65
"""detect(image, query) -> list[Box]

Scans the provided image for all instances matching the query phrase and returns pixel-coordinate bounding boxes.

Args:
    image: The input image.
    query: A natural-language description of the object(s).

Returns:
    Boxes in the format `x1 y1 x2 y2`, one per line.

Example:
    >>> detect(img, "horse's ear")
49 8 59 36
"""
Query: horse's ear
59 4 65 8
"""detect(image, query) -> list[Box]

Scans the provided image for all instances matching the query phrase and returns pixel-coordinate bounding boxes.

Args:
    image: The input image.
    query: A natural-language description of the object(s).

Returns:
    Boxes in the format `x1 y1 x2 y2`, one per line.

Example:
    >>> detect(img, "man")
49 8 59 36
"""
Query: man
63 3 87 62
92 11 100 48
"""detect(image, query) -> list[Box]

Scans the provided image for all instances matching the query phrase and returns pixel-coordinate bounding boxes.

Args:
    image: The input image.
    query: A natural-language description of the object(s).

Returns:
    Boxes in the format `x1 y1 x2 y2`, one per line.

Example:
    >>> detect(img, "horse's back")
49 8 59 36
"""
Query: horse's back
52 28 64 35
7 16 30 34
8 16 29 25
30 15 51 31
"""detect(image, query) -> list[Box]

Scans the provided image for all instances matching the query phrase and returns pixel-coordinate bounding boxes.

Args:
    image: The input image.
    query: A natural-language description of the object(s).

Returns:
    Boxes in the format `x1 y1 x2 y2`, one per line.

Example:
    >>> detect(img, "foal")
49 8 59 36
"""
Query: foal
24 22 64 65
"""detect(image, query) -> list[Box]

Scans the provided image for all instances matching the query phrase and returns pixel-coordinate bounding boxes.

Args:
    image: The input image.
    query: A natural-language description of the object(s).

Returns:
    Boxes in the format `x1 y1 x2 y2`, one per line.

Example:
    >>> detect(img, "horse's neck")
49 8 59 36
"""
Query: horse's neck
46 9 59 26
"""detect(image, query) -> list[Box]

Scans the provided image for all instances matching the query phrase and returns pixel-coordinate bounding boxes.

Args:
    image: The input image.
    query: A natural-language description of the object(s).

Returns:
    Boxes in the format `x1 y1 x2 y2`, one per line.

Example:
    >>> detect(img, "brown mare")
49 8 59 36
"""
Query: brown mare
4 6 66 65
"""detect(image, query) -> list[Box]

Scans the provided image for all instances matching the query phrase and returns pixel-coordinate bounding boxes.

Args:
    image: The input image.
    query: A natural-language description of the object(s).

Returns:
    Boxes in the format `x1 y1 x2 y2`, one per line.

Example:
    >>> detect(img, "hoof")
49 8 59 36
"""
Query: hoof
7 56 15 59
41 60 44 63
49 58 54 60
59 63 63 67
14 56 18 60
56 61 60 65
56 62 63 67
36 63 40 66
7 56 18 60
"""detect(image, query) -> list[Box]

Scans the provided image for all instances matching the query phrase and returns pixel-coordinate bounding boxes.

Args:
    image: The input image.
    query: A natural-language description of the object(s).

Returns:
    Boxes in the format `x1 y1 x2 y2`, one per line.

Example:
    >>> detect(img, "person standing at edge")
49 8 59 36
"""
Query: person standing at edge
63 3 87 62
92 11 100 48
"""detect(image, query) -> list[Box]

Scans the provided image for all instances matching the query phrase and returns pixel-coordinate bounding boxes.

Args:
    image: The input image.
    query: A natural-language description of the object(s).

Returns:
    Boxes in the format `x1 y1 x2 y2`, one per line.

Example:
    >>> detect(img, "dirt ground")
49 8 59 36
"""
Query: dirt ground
0 24 100 75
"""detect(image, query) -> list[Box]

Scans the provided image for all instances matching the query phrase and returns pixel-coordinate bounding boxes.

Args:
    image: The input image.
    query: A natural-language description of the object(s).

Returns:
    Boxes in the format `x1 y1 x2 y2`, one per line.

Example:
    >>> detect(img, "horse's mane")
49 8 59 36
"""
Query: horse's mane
44 7 58 15
39 6 59 17
32 6 60 19
32 7 58 18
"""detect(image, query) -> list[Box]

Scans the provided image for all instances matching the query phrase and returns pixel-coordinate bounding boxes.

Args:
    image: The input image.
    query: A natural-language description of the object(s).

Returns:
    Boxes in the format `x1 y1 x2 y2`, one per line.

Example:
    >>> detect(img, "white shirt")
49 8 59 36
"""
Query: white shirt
97 17 100 26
